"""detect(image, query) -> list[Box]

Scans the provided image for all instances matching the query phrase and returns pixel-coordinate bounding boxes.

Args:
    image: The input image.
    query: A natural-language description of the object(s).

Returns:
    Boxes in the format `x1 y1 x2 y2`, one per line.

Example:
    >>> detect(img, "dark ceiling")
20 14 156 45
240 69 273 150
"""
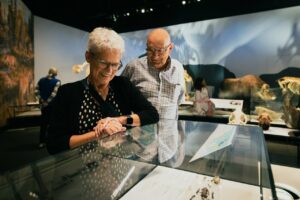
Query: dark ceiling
22 0 300 33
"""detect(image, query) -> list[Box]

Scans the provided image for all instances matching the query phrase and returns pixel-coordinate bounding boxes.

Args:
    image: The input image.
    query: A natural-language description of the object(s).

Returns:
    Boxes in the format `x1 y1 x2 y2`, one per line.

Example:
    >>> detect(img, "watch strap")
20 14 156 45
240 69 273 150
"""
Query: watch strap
126 115 133 125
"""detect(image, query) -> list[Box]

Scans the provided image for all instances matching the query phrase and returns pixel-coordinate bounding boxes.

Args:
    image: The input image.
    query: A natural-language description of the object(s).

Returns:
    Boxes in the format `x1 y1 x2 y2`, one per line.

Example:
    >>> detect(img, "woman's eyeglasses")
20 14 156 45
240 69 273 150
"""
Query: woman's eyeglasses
90 51 122 70
95 60 122 70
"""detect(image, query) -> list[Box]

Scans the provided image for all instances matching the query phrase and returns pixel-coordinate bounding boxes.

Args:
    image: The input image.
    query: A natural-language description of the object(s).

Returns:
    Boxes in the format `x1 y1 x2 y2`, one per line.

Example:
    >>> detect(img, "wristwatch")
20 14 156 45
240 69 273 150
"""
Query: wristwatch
126 115 133 125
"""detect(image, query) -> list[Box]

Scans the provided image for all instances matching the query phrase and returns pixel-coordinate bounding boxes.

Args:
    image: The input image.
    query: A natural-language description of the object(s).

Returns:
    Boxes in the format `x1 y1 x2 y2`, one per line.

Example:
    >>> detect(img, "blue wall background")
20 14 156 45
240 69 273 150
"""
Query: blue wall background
121 6 300 77
34 5 300 83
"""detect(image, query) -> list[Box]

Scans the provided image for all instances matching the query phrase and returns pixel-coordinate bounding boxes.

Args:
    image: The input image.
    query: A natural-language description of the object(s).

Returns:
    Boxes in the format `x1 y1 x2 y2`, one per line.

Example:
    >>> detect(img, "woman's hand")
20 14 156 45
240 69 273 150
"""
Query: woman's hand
94 117 126 138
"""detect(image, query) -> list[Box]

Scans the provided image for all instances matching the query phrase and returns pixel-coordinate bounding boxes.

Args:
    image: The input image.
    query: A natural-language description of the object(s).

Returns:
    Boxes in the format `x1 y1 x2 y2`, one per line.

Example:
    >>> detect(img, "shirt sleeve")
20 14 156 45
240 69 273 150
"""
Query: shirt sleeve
46 84 78 154
116 77 159 125
46 80 61 104
178 64 186 105
120 63 133 79
35 84 41 100
131 86 159 125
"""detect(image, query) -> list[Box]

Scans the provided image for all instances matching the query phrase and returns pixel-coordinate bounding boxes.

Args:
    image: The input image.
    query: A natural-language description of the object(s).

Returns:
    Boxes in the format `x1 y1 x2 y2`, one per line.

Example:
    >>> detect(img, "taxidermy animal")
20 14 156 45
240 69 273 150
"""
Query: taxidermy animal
255 106 282 121
278 76 300 128
219 74 276 101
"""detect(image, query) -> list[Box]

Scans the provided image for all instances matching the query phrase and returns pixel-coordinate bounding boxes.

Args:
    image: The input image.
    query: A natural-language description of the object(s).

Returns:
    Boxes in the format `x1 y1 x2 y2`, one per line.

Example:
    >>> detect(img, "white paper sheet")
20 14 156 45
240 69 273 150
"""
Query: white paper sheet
120 166 262 200
189 124 236 162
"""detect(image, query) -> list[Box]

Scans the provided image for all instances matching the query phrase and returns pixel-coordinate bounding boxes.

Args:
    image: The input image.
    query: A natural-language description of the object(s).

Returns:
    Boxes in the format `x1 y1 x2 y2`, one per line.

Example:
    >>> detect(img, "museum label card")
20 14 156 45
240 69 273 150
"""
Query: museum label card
189 124 236 162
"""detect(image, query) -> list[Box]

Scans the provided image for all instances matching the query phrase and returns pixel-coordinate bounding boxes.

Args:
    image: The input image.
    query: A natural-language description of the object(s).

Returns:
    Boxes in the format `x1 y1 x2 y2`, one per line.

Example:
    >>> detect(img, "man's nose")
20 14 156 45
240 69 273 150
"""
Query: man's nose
151 52 161 58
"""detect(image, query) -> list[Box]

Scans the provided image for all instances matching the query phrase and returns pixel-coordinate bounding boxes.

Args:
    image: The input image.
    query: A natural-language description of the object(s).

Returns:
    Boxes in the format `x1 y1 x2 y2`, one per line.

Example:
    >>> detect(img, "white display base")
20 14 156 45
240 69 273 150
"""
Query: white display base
210 98 243 110
263 126 299 137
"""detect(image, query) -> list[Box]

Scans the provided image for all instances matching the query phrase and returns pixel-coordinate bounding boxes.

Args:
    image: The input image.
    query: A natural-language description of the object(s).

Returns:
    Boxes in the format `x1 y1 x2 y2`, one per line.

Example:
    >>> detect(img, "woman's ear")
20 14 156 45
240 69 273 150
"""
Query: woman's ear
85 51 91 63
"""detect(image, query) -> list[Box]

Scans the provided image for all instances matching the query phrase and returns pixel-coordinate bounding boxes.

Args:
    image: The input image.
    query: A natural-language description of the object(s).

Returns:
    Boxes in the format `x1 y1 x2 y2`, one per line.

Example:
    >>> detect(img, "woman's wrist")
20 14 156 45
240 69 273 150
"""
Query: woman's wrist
94 130 100 139
116 116 127 125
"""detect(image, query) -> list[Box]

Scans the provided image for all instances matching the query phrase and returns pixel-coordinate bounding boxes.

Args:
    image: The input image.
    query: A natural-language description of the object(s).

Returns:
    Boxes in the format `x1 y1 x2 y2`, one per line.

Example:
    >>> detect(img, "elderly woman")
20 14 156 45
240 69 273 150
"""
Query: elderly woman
46 27 159 154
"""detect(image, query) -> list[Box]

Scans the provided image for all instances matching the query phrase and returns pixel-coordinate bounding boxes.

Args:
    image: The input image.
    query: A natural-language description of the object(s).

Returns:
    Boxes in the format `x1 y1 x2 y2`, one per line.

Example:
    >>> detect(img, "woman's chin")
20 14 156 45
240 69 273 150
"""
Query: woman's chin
100 77 112 84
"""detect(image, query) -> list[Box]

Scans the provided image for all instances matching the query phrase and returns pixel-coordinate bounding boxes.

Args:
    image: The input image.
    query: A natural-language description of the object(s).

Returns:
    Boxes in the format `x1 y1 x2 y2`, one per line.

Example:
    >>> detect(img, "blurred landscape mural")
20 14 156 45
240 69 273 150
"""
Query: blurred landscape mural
121 6 300 77
0 0 34 126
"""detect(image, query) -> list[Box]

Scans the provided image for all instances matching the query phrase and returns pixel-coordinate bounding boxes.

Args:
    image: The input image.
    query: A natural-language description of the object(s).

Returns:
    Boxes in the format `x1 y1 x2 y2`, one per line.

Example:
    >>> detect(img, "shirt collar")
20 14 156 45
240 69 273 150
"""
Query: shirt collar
148 56 171 72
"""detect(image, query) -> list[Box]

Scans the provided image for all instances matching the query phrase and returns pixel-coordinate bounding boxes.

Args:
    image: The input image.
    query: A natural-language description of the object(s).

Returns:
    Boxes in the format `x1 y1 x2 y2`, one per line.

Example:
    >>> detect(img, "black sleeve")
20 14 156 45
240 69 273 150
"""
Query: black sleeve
46 82 82 154
114 77 159 125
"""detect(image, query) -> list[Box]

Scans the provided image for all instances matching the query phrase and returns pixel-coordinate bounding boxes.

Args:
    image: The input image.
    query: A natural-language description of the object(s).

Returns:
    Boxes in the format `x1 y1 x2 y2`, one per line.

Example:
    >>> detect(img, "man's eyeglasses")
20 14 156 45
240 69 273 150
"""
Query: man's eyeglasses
146 43 171 55
95 60 122 70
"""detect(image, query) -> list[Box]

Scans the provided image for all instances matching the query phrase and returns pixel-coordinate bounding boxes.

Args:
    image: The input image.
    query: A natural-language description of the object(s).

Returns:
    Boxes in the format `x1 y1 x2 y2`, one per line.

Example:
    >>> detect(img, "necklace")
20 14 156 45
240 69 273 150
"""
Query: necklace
97 86 109 100
87 77 109 99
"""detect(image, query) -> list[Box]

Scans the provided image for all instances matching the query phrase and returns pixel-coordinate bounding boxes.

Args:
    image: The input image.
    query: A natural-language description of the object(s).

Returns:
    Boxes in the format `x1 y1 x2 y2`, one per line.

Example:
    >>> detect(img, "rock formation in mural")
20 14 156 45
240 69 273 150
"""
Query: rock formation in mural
0 0 34 126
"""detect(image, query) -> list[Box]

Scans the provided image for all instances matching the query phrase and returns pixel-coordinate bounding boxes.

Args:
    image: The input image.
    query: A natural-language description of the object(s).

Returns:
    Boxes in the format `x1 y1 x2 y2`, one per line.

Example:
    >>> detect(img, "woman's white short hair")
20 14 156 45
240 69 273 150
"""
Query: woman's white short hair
87 27 125 55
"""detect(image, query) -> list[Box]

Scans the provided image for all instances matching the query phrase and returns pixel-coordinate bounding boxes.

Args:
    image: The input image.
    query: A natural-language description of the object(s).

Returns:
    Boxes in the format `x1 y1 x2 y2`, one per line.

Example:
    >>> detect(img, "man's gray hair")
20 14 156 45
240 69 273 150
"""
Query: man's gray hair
87 27 125 55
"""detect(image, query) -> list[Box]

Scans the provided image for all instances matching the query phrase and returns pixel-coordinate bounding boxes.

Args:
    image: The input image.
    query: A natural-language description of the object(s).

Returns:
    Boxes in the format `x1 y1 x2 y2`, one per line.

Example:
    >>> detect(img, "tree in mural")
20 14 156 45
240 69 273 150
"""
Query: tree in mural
278 22 300 66
0 0 34 126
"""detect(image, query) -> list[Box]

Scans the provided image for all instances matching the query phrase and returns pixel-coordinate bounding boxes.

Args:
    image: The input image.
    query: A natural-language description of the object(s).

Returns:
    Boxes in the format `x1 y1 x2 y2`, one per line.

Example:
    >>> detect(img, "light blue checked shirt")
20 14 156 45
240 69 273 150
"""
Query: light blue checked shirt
122 56 185 120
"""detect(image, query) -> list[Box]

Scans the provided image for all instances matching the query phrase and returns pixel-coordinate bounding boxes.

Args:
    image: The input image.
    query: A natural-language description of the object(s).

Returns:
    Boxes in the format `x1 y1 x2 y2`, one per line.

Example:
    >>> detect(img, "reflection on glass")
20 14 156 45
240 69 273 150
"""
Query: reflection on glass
97 120 186 168
157 120 185 167
0 120 276 199
79 140 136 199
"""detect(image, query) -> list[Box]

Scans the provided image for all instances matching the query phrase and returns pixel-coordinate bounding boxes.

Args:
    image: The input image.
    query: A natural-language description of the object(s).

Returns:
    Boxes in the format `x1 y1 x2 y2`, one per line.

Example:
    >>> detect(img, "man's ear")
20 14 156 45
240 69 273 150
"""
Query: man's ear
85 51 91 63
168 42 174 53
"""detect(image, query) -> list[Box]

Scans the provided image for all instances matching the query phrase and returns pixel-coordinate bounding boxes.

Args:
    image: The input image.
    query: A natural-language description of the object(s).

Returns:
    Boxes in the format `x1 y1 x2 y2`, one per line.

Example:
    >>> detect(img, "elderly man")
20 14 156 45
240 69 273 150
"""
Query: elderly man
122 28 185 119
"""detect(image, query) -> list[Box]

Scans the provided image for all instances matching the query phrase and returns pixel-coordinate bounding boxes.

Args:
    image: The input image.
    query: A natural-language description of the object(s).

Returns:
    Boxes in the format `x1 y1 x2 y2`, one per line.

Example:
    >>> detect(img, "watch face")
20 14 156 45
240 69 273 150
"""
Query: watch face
127 115 133 125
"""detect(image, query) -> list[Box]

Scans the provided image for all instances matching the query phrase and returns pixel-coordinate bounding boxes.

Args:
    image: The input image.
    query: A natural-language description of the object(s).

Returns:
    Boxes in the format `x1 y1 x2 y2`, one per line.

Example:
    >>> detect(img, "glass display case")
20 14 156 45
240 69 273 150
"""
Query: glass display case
248 86 300 130
0 120 277 199
179 98 241 124
248 87 286 126
181 86 300 131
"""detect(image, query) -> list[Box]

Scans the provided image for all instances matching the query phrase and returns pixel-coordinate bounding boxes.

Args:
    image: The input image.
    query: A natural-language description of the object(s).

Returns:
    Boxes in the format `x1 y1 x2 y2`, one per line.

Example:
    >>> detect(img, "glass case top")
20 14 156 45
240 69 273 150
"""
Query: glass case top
0 120 276 200
97 120 273 186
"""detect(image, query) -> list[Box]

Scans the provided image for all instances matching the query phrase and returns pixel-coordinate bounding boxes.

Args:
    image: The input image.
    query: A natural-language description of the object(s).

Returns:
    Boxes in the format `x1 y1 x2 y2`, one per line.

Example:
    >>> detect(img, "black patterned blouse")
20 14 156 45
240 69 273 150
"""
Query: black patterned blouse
47 76 159 154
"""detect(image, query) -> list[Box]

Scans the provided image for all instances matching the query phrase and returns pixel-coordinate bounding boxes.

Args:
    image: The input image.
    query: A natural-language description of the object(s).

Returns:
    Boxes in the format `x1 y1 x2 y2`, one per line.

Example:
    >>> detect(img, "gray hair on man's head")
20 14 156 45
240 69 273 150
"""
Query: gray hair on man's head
87 27 125 55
